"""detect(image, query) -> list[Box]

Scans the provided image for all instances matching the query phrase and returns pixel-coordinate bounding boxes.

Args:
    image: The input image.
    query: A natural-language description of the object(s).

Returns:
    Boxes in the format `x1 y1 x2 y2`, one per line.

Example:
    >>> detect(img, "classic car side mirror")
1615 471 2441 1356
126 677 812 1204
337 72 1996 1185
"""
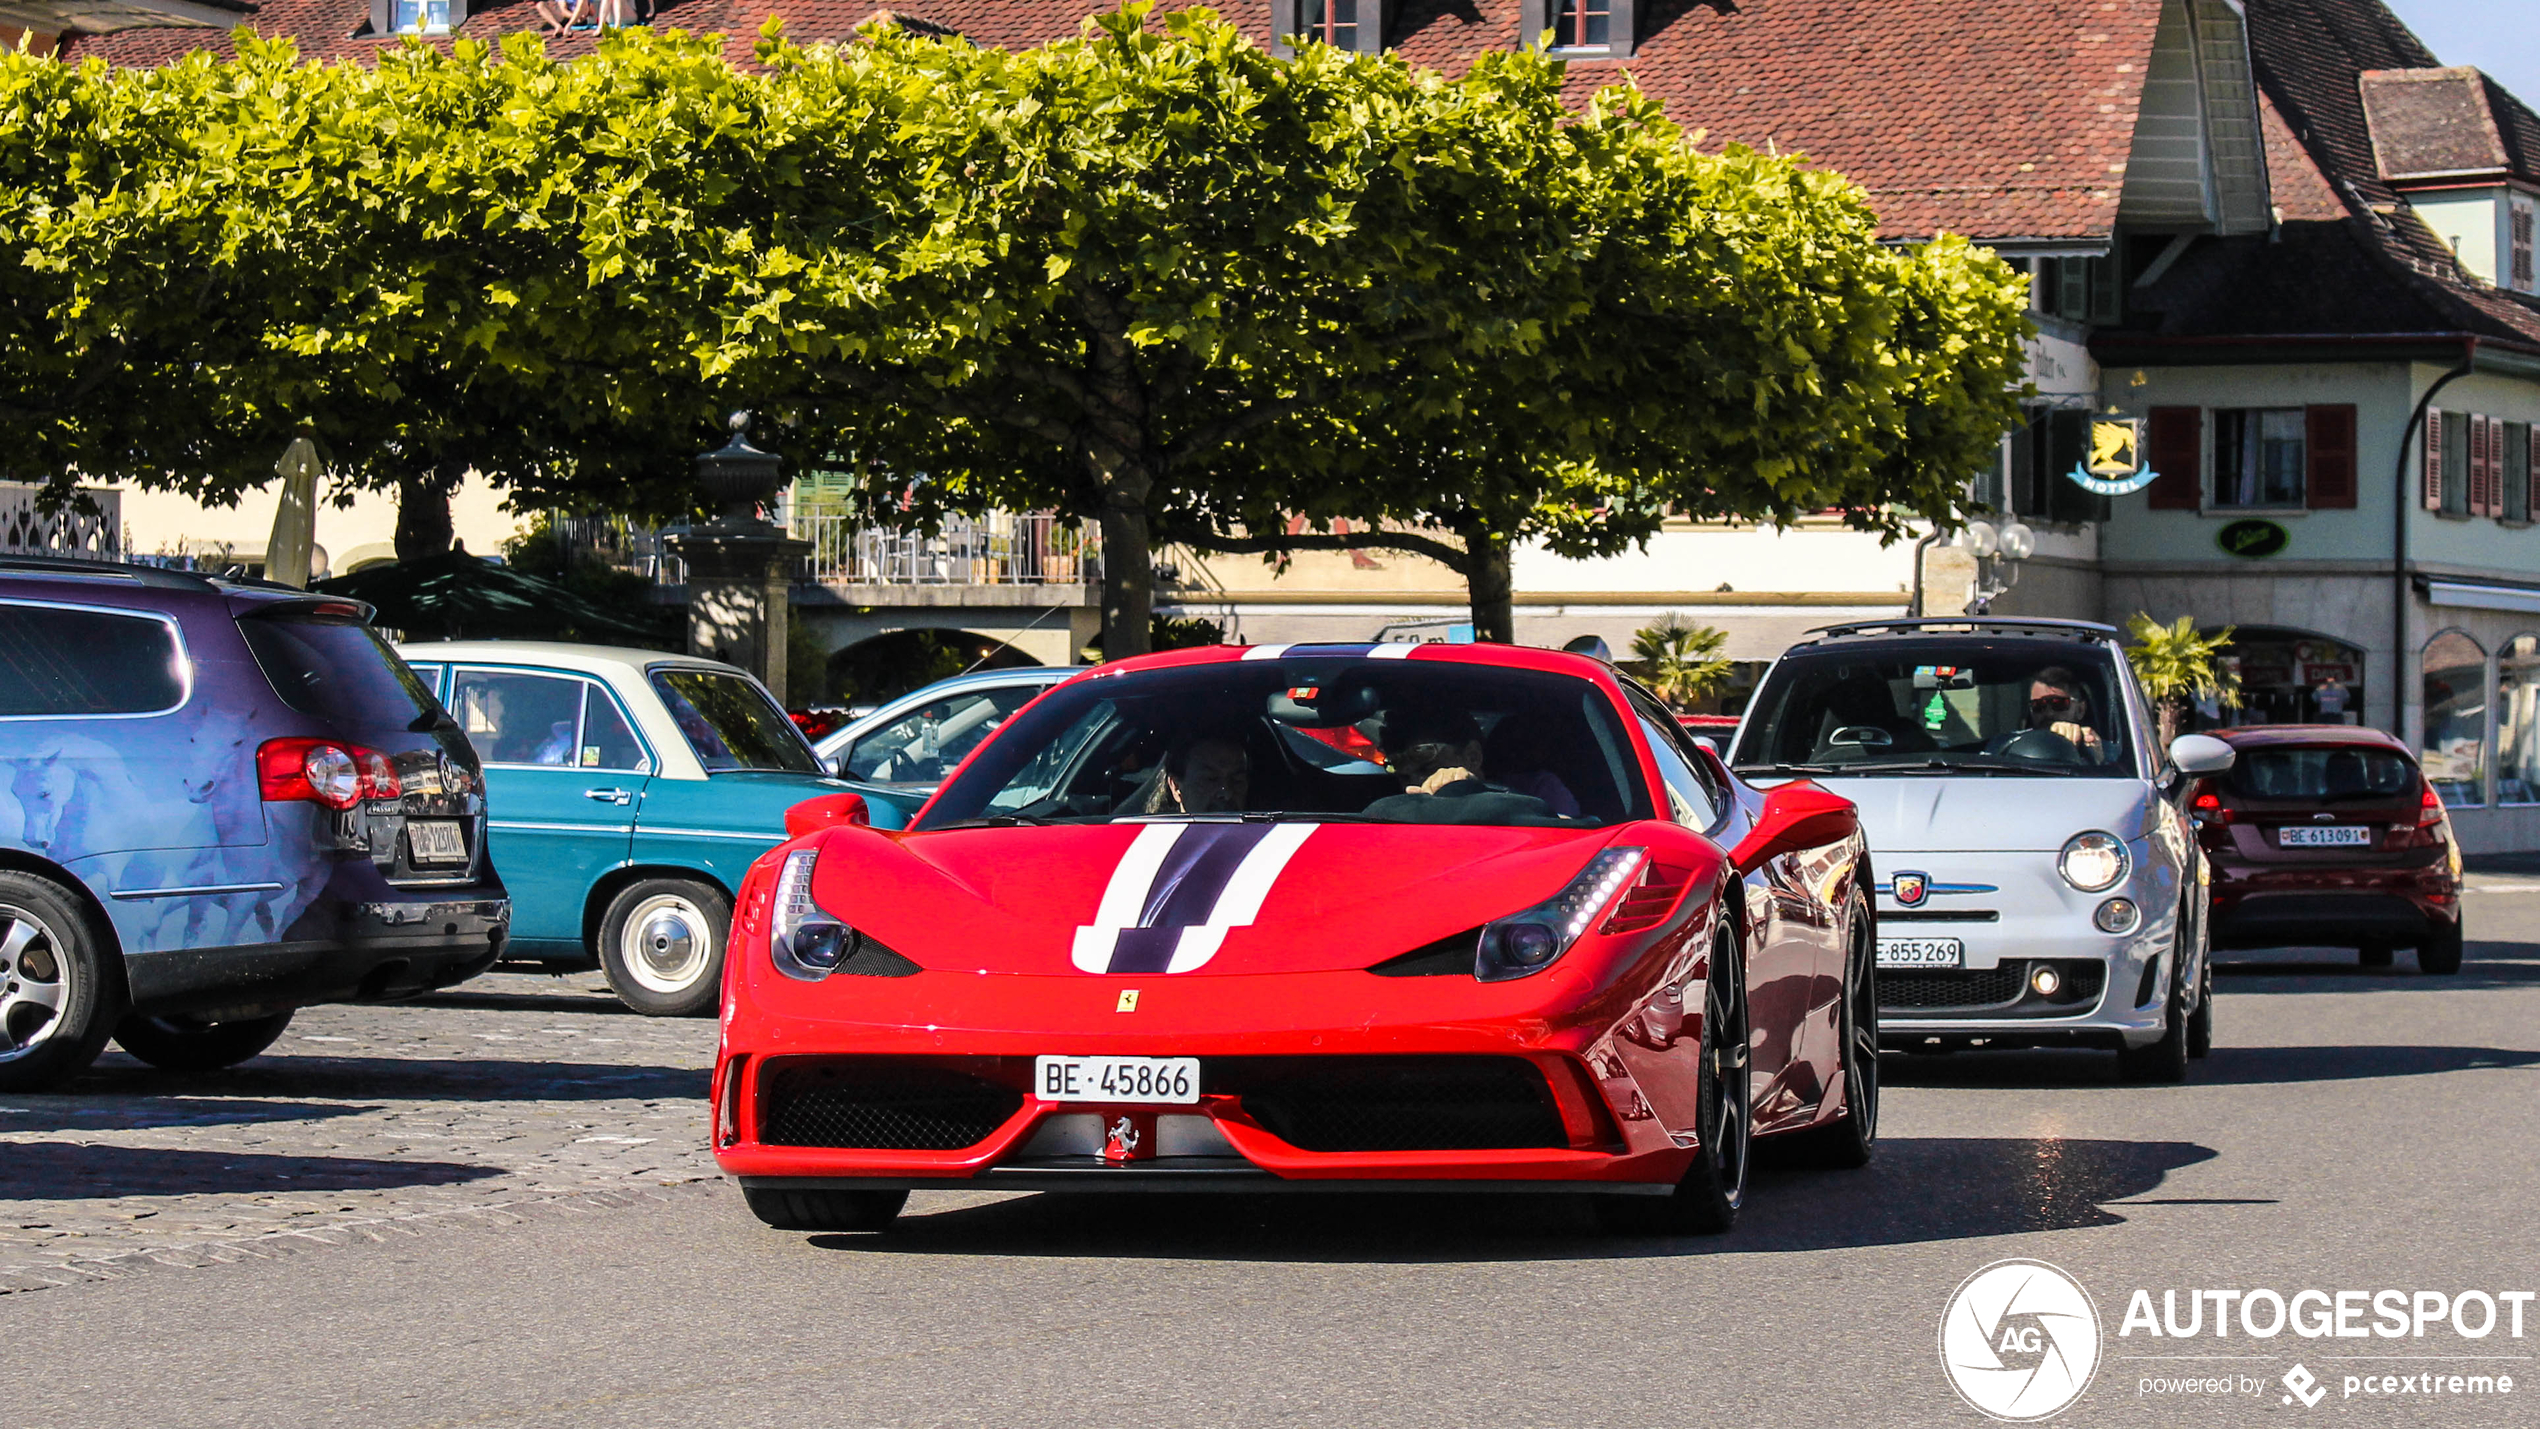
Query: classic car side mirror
1727 782 1859 876
2168 734 2236 778
786 792 872 838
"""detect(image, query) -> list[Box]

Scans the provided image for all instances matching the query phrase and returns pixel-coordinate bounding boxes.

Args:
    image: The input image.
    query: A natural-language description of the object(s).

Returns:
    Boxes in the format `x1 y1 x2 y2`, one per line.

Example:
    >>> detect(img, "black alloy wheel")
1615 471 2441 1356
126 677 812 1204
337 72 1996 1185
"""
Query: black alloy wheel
1600 928 1750 1236
113 1010 296 1072
742 1186 909 1233
1788 889 1879 1168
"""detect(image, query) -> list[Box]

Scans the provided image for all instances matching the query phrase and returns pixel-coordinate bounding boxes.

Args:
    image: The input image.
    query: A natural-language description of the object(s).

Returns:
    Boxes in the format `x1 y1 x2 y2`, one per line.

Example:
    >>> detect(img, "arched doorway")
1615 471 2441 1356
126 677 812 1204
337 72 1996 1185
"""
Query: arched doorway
2206 626 2365 729
822 629 1040 709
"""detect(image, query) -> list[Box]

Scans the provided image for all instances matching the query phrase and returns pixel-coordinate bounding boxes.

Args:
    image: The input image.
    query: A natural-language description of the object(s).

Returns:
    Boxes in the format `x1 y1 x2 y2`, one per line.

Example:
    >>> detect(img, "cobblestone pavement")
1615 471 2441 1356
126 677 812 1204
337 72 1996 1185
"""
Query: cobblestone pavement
0 972 719 1292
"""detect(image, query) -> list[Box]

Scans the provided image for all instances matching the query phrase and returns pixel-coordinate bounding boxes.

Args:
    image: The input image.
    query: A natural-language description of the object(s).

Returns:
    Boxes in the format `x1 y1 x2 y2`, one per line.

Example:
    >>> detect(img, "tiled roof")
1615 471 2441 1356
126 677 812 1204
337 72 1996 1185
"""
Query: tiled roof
68 0 2168 243
2116 0 2540 353
2360 66 2511 180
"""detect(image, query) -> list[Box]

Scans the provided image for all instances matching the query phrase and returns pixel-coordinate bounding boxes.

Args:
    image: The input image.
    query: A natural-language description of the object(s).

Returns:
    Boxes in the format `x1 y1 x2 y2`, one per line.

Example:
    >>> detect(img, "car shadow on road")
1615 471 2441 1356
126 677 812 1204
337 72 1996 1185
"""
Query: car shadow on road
0 1097 377 1134
0 1141 500 1201
808 1136 2218 1263
59 1057 706 1104
1882 1043 2540 1089
2212 948 2540 992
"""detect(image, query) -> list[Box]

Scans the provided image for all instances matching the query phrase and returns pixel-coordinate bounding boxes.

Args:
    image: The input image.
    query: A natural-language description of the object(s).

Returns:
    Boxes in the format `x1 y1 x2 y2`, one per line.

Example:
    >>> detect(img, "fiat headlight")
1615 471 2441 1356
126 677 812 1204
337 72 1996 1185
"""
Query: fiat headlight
2058 831 2130 893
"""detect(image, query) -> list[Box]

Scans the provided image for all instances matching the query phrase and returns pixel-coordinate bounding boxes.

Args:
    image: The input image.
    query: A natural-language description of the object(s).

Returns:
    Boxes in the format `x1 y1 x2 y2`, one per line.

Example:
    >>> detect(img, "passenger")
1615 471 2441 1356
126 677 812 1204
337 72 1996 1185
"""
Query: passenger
1134 733 1251 815
2027 666 2108 760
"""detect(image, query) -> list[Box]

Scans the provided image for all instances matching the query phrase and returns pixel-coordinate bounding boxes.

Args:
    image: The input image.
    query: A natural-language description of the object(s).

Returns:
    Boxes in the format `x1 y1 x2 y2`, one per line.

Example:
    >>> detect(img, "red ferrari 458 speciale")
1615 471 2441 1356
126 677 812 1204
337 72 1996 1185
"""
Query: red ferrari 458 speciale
713 642 1876 1236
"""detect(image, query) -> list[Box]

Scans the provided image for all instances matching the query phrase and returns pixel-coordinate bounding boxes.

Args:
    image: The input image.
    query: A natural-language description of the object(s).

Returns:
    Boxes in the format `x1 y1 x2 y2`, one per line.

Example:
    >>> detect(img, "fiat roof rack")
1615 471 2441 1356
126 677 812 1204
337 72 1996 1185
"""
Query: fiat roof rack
1802 616 2121 642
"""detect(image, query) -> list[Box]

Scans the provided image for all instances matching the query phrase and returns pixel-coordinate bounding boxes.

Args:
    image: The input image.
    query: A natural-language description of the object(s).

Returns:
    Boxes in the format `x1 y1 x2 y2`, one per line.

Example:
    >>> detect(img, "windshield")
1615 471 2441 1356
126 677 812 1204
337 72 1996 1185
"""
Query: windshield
648 668 823 774
841 682 1054 788
1732 642 2138 778
916 658 1650 830
2228 746 2416 802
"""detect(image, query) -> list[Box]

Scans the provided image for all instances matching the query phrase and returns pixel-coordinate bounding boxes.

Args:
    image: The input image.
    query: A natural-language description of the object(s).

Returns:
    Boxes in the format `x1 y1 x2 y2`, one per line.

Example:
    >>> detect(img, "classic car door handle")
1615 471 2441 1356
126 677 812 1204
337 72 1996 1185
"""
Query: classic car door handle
584 787 634 805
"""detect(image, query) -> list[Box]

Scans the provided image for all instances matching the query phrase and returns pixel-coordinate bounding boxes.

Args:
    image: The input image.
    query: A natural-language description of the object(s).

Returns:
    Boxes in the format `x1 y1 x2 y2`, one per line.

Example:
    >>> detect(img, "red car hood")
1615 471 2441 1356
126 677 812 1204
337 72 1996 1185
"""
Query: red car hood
813 820 1626 977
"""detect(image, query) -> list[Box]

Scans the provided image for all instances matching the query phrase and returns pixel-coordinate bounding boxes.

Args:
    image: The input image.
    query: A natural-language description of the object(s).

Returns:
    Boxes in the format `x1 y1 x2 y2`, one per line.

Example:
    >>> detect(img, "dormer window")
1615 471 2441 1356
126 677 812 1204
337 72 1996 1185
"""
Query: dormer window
1295 0 1355 48
392 0 449 29
1518 0 1631 58
1550 0 1607 49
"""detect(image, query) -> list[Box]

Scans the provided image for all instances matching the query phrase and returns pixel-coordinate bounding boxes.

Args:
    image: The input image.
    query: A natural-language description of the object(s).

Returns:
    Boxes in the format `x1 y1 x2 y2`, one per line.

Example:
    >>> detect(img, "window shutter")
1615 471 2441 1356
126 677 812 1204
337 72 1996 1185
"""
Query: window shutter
2474 415 2501 518
2146 406 2201 510
2532 425 2540 521
2424 407 2445 510
1517 0 1553 48
2305 404 2357 509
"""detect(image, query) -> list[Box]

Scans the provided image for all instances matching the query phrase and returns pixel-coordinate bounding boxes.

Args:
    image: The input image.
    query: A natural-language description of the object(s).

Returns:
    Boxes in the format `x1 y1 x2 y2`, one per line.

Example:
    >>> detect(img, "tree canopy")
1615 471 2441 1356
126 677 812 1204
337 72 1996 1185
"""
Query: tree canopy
0 11 2031 652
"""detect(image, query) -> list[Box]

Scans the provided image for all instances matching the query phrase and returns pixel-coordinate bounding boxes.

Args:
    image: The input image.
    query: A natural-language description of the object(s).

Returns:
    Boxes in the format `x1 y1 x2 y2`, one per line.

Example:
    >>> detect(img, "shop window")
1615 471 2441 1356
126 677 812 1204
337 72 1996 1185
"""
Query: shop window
2421 629 2488 808
2212 408 2306 509
2497 635 2540 805
2212 632 2362 729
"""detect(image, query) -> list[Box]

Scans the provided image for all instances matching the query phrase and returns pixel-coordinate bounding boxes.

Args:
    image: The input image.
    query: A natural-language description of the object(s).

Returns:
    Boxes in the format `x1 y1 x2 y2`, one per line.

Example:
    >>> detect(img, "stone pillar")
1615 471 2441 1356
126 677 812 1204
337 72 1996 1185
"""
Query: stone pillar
671 529 812 702
669 411 808 702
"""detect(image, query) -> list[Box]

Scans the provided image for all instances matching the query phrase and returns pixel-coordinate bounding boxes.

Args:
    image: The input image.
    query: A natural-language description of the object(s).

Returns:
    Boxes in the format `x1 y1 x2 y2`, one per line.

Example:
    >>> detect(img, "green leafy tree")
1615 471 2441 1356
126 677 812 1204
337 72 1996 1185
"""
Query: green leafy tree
2125 612 2241 745
1628 616 1734 709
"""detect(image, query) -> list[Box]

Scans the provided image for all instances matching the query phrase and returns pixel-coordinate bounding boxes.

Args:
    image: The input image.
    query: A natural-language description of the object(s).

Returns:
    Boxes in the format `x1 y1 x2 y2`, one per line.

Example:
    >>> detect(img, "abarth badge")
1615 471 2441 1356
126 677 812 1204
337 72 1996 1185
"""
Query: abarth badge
1893 872 1929 907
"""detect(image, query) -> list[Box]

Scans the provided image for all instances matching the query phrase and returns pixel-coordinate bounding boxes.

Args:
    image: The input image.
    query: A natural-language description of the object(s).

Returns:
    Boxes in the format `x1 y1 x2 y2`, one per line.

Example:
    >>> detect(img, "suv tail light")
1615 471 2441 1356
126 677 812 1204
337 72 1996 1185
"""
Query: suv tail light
2188 779 2229 824
258 737 400 809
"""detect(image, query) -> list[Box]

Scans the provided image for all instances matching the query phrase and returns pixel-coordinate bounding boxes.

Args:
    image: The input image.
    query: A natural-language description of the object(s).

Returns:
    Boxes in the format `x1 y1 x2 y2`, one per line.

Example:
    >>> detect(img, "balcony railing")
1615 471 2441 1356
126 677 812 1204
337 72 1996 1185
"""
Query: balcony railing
794 511 1101 587
0 483 120 560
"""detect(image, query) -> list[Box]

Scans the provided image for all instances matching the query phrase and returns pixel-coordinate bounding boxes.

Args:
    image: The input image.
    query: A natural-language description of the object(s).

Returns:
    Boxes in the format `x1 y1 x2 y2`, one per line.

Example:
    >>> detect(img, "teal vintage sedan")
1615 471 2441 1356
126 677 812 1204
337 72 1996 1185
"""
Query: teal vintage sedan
399 642 846 1015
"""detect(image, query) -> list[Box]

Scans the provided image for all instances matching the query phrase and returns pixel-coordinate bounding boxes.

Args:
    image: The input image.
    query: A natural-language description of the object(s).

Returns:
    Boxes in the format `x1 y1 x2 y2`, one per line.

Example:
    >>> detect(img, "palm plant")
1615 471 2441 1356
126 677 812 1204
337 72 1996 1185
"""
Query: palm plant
1628 616 1736 710
2124 613 2241 746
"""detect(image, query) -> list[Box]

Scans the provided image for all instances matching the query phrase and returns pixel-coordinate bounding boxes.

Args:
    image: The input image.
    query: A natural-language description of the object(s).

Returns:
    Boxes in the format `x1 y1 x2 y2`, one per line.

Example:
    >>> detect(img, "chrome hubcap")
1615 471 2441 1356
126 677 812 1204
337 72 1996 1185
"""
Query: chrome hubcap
0 906 70 1063
620 895 713 994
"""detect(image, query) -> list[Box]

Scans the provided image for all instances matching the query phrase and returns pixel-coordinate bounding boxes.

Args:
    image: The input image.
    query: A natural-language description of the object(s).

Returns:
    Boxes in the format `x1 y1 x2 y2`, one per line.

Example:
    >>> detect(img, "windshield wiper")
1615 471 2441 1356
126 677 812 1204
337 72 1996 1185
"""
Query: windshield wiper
1737 762 1842 777
931 813 1061 830
1840 757 2089 777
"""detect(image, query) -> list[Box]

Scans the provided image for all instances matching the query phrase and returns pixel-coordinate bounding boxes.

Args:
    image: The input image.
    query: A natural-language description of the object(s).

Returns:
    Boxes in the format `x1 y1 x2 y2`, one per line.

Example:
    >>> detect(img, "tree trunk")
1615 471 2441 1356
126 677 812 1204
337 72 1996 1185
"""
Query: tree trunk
395 463 462 562
1458 523 1515 644
1095 472 1155 661
2157 694 2185 749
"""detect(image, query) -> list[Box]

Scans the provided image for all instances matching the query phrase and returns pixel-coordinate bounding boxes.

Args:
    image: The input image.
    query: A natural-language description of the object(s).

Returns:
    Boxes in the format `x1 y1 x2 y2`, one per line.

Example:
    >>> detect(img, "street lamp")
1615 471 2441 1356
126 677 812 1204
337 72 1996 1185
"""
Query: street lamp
1961 518 2034 614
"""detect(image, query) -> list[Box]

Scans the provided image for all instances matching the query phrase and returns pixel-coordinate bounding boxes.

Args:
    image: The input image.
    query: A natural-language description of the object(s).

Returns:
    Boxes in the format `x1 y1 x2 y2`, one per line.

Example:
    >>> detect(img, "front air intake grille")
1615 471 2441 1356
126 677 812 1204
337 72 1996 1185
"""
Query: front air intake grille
758 1058 1023 1150
1217 1056 1565 1152
1880 967 2024 1011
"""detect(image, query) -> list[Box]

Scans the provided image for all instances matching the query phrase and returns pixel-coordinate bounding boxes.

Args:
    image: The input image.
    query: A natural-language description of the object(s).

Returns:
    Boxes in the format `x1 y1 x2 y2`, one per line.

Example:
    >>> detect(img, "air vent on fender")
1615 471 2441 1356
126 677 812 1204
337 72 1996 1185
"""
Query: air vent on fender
1368 927 1485 977
1599 861 1695 935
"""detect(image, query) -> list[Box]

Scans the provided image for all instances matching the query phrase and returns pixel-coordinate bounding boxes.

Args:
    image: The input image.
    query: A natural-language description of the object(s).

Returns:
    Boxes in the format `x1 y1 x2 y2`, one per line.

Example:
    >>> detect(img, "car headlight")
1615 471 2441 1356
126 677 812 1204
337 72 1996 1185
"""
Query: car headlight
1476 848 1647 982
2059 831 2130 893
770 849 857 981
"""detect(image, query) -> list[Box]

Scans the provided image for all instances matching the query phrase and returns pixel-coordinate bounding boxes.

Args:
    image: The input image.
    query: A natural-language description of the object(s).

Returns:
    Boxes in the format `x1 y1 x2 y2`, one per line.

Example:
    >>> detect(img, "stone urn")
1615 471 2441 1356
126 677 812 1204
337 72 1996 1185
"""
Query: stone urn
694 410 784 532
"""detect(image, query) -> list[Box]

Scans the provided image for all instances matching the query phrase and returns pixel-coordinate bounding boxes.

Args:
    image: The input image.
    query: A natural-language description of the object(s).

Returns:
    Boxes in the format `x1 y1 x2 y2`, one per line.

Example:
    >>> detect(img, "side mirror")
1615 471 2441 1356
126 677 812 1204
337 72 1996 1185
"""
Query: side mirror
1690 735 1721 757
828 740 856 778
1727 781 1859 877
2168 734 2235 778
786 792 871 839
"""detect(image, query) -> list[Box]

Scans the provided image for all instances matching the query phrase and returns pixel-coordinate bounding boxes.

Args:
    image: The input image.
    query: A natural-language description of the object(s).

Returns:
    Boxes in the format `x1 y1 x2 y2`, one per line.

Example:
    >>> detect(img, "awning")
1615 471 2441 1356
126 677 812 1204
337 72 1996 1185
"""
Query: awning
2423 580 2540 616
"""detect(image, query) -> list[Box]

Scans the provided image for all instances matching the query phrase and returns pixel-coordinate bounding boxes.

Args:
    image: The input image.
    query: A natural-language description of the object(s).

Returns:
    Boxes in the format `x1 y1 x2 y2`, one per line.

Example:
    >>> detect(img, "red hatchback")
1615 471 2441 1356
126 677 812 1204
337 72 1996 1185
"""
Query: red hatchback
2194 726 2464 973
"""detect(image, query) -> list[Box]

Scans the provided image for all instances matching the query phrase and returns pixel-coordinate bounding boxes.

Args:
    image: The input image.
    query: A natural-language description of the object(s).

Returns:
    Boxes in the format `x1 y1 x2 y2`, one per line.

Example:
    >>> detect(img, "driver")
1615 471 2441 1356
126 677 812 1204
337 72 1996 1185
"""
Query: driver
1362 710 1564 824
1135 733 1251 814
2026 666 2107 761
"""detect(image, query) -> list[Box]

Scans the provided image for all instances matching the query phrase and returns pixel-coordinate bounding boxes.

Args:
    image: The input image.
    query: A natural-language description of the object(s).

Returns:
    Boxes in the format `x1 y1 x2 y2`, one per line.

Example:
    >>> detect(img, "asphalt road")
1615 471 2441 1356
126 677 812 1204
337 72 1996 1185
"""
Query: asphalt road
7 884 2539 1429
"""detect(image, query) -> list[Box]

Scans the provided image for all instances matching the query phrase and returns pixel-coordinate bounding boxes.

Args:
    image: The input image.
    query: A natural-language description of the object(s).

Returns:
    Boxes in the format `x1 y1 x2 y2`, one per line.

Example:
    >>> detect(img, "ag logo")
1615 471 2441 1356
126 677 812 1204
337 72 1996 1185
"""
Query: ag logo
1940 1259 2103 1421
1893 872 1929 908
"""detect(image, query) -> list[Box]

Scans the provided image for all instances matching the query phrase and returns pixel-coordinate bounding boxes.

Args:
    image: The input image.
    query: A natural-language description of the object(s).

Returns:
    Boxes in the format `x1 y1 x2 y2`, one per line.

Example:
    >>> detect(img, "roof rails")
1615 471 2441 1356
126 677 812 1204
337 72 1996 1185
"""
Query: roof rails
1804 616 2121 642
0 554 218 592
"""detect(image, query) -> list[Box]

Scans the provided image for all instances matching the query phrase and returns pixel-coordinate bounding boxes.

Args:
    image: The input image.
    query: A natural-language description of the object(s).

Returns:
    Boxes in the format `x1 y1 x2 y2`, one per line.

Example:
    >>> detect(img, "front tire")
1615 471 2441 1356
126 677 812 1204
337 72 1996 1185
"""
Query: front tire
1786 889 1878 1168
2417 919 2464 975
113 1010 295 1072
597 879 731 1017
0 874 121 1093
2117 953 2191 1084
1600 929 1750 1235
742 1186 907 1233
